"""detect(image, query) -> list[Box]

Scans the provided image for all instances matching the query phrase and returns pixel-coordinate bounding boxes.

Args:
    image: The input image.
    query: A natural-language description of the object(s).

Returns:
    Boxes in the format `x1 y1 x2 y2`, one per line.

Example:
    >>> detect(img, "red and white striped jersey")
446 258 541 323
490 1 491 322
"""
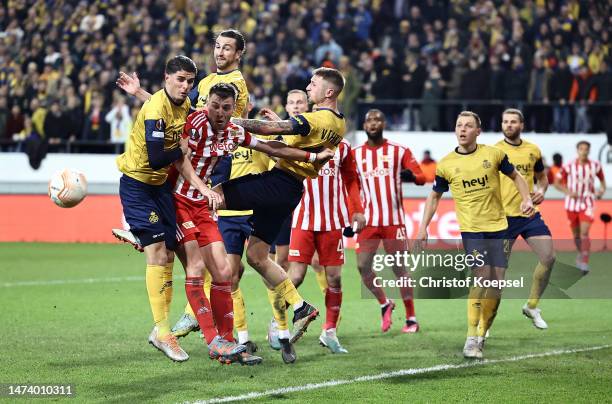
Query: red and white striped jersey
291 140 355 231
353 139 423 227
170 110 255 201
557 158 605 212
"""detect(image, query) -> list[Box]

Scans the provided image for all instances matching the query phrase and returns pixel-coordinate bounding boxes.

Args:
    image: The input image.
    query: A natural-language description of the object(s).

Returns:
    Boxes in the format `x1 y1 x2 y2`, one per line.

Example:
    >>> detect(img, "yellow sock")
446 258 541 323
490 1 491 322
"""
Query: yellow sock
146 264 170 336
163 262 174 318
267 288 288 330
527 262 551 309
274 278 303 307
232 288 248 332
479 289 501 337
184 268 212 317
314 269 328 295
467 286 484 337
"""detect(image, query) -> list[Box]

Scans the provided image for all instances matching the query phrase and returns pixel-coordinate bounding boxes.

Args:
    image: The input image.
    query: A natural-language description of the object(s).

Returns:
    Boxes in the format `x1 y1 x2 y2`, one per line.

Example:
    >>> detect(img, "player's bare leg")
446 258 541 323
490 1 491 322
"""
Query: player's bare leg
276 244 290 272
357 250 394 332
522 235 555 329
287 262 308 288
144 241 189 362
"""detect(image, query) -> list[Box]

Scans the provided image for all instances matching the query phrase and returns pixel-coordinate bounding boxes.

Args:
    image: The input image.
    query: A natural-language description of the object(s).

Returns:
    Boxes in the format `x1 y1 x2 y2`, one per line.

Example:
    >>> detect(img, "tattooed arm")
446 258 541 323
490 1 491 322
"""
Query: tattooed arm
231 118 298 135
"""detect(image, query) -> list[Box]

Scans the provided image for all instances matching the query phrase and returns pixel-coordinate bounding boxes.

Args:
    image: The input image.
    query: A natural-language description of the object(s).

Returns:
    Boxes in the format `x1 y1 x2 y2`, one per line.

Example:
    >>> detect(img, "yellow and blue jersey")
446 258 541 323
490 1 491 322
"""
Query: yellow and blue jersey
191 69 249 117
280 108 346 179
495 139 544 217
117 89 190 185
433 144 514 233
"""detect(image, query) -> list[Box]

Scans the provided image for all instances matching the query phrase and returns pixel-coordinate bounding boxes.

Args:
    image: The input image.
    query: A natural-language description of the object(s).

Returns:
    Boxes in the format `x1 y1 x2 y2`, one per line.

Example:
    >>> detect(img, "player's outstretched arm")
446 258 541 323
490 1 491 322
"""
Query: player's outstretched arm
232 118 296 135
507 170 535 216
415 191 443 250
174 154 222 211
117 71 152 102
251 139 332 163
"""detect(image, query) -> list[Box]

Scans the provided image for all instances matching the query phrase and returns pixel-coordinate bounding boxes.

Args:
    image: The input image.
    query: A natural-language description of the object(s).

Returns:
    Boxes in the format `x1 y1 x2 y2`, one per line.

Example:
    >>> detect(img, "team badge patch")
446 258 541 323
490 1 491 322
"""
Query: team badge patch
189 128 200 142
149 211 159 223
482 159 492 169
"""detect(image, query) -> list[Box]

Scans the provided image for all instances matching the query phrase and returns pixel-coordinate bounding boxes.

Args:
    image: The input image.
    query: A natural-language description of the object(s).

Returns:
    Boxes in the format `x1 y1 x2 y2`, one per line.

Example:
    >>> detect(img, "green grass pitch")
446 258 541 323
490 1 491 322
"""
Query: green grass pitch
1 243 611 403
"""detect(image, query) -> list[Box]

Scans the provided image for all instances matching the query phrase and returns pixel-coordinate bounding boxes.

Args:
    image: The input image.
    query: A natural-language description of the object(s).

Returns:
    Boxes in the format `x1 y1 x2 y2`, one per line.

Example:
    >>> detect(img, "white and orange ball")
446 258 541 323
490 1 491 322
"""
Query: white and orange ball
48 169 88 208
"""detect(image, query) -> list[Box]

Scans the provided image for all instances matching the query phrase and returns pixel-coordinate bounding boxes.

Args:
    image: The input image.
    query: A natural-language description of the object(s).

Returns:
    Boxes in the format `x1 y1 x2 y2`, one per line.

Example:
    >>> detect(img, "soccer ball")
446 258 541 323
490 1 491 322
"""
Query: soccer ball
48 169 88 208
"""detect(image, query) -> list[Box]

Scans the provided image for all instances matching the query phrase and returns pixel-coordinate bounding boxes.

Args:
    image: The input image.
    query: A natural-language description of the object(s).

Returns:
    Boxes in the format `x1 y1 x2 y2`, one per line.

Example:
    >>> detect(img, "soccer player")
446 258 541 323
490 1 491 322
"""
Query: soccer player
215 67 346 363
116 55 221 362
495 108 555 329
554 141 606 273
416 111 534 359
171 83 332 364
353 109 425 334
116 30 263 353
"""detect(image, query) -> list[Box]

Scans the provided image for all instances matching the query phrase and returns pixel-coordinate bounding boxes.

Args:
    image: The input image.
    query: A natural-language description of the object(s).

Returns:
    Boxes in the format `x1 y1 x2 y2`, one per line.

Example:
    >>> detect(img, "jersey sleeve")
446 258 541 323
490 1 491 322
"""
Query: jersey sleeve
143 103 182 170
289 113 313 136
239 129 257 148
339 144 365 215
497 150 515 176
432 165 449 193
401 147 426 185
596 162 605 181
233 80 249 118
534 147 544 173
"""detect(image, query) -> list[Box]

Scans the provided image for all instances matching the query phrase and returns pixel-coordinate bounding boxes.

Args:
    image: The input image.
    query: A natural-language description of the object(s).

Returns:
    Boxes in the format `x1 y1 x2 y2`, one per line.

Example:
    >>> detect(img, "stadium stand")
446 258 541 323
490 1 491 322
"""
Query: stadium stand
0 0 610 155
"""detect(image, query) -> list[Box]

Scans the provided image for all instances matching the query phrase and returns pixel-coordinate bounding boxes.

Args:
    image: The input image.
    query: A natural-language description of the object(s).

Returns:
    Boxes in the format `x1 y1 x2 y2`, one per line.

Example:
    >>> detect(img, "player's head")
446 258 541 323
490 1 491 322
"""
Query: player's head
207 83 237 131
363 109 385 139
164 55 197 104
576 140 590 160
306 67 345 104
215 29 246 72
501 108 524 141
455 111 481 148
553 152 563 167
285 89 308 117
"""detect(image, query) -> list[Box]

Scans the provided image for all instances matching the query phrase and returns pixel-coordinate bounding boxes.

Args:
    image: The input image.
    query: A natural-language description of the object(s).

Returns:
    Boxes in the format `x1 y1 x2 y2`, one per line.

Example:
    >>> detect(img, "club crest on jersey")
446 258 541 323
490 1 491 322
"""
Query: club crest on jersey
189 128 200 142
482 159 492 169
149 211 159 223
155 119 165 131
529 153 536 162
455 167 461 173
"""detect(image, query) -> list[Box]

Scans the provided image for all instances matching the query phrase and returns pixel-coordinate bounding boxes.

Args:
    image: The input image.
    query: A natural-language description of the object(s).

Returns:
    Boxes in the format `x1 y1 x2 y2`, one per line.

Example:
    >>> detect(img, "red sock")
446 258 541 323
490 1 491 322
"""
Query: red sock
581 237 591 264
324 287 342 329
361 271 387 304
185 277 217 344
402 297 415 319
210 281 234 341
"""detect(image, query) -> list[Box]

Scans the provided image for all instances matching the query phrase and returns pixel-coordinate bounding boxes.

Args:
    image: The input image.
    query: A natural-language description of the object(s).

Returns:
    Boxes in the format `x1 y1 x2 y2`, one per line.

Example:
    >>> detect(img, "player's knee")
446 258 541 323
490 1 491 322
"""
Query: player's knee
246 248 267 270
542 253 556 269
327 273 341 288
185 258 205 277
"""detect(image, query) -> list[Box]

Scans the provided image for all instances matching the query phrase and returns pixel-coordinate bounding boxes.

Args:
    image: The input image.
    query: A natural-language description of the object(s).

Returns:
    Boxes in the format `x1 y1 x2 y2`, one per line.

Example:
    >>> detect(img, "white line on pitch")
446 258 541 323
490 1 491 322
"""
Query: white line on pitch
192 344 612 404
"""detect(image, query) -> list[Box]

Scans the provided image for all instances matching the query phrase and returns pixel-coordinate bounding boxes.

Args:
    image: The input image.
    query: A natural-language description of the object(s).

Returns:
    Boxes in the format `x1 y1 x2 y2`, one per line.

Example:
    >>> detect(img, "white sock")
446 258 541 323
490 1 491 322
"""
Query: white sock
278 329 291 340
380 299 390 308
237 330 249 344
408 316 417 322
293 300 304 311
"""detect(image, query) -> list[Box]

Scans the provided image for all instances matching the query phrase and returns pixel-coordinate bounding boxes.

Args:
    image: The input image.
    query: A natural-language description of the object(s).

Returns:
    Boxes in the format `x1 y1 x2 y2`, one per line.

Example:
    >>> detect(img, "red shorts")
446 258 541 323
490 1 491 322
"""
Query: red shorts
174 194 223 247
355 225 408 254
288 228 344 266
567 209 594 228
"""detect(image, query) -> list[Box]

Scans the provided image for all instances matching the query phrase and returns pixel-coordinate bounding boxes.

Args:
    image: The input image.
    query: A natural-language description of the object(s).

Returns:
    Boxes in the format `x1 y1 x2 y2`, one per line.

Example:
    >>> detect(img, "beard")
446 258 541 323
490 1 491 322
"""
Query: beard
366 129 383 140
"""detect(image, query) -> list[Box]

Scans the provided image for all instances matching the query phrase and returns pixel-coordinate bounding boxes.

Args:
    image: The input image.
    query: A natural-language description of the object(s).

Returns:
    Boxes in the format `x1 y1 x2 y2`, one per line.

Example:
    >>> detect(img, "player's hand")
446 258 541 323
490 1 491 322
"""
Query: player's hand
202 188 223 212
316 148 334 163
521 198 535 217
351 212 366 233
260 108 282 121
179 137 189 155
531 190 545 205
596 188 605 199
116 71 141 95
412 229 428 253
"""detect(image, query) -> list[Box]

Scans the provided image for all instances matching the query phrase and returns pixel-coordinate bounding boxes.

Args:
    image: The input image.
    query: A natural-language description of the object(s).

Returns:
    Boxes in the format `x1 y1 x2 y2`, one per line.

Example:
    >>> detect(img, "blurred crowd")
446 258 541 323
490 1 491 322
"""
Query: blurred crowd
0 0 611 154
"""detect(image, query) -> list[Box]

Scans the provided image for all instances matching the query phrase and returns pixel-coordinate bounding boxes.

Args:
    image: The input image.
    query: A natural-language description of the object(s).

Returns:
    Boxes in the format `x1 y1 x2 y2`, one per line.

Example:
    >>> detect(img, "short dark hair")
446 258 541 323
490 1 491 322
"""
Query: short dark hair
209 83 237 102
502 108 524 123
365 108 386 121
165 55 197 75
218 29 246 52
577 140 591 149
313 67 345 95
457 111 481 128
